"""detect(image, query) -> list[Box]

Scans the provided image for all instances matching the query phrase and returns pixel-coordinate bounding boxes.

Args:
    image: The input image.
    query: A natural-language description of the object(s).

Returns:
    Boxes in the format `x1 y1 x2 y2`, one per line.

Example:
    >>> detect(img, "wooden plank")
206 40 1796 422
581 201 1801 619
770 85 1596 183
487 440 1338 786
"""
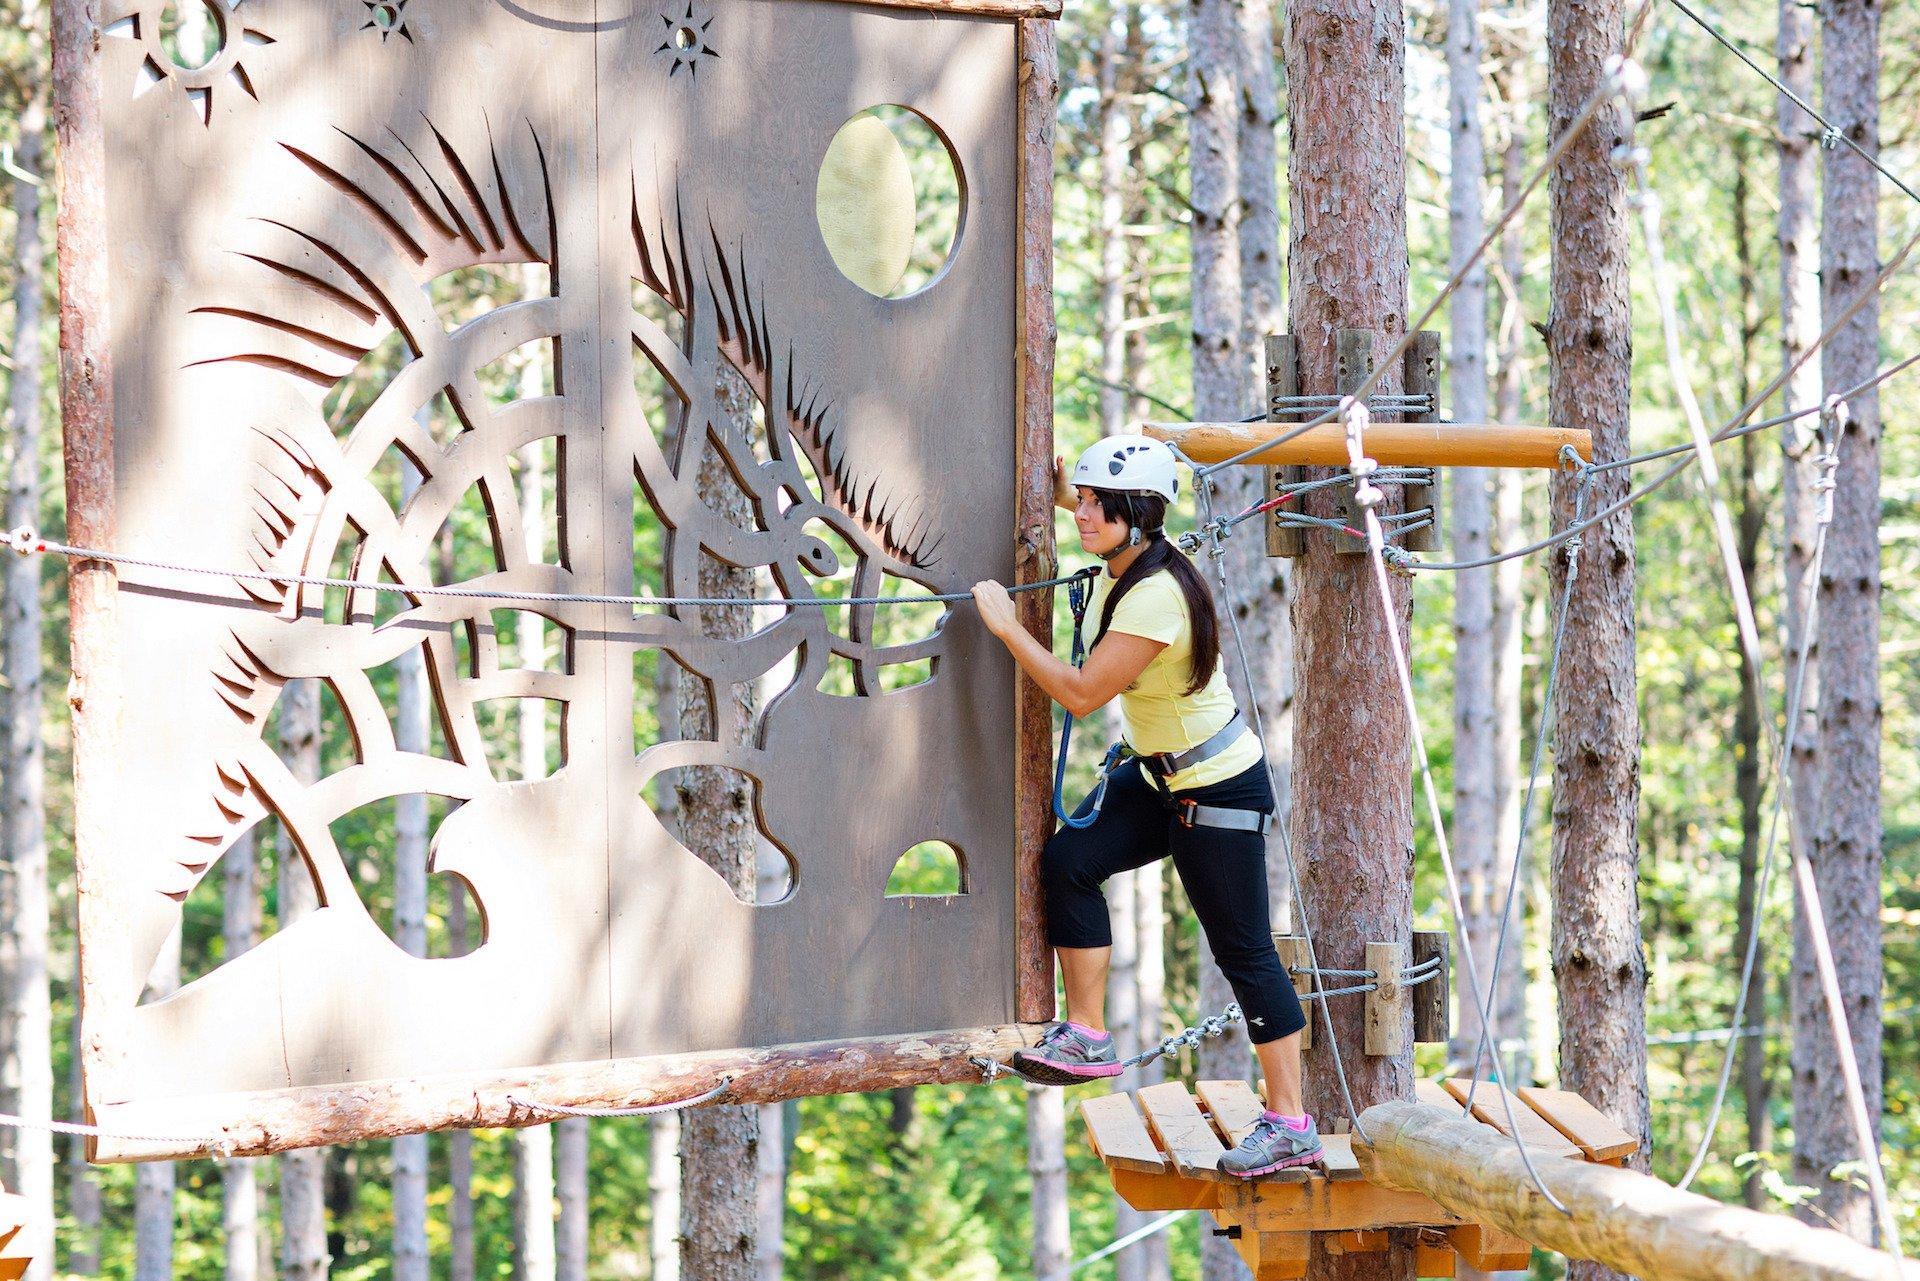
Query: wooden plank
1144 420 1594 469
1136 1081 1232 1183
1111 1167 1223 1212
1410 931 1449 1045
1264 335 1306 558
1196 1078 1267 1146
1400 331 1443 552
1319 1132 1364 1181
1234 1229 1309 1281
1442 1079 1584 1159
1080 1092 1167 1174
1364 941 1409 1056
1271 934 1312 1049
1416 1079 1469 1115
1449 1223 1533 1272
1215 1178 1471 1234
1011 14 1060 1026
1517 1086 1640 1163
1358 1098 1920 1281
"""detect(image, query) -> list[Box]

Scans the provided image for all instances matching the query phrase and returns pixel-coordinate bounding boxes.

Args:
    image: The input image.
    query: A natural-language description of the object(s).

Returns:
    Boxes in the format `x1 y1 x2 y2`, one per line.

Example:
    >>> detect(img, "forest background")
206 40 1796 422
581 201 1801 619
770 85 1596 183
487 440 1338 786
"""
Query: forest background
0 0 1917 1275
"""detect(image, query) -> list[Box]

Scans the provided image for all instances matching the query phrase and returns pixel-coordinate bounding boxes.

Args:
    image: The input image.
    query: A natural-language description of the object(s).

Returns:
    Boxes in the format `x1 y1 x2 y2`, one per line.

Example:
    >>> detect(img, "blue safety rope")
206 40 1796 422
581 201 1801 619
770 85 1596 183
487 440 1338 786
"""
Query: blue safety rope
1051 569 1125 829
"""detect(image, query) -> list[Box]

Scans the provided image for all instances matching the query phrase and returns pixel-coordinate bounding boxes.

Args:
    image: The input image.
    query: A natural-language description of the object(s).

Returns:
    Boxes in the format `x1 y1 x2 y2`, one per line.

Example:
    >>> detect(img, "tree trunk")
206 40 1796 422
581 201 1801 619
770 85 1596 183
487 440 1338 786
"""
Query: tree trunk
557 1118 590 1281
1547 3 1646 1280
133 923 182 1280
278 680 331 1281
1136 868 1171 1281
1109 866 1147 1281
1284 0 1412 1278
677 363 762 1281
2 43 53 1279
1794 0 1882 1242
1188 5 1256 1276
393 459 430 1281
1445 0 1498 1083
755 1103 784 1281
222 833 262 1281
1489 58 1530 1090
67 1027 101 1276
1096 2 1133 437
513 1127 557 1281
1026 1084 1071 1280
652 1115 683 1281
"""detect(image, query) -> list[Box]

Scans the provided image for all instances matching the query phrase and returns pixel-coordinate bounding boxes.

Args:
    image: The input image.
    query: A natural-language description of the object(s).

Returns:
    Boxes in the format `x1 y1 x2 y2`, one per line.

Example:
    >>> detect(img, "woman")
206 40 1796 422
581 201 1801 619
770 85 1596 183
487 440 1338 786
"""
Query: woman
970 435 1320 1179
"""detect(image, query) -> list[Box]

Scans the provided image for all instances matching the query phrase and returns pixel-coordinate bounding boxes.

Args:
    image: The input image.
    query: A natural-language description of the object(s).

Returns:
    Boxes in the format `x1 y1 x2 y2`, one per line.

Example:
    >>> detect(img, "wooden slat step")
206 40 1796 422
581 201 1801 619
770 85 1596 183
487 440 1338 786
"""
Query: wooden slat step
1196 1079 1267 1146
1443 1078 1583 1159
1136 1081 1232 1183
1415 1079 1468 1114
1080 1092 1168 1174
1319 1132 1364 1181
1517 1086 1639 1163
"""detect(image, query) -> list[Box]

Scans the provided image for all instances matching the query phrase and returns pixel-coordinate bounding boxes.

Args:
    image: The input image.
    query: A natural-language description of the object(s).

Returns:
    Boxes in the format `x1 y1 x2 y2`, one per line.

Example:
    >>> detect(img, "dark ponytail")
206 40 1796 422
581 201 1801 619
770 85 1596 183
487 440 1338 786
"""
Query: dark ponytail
1087 491 1221 694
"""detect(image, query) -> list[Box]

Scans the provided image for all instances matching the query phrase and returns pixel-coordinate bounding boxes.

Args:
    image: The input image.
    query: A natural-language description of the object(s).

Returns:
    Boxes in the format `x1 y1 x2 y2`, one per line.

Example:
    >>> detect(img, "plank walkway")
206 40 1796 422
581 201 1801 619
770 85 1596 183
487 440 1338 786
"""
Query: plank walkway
1081 1077 1635 1280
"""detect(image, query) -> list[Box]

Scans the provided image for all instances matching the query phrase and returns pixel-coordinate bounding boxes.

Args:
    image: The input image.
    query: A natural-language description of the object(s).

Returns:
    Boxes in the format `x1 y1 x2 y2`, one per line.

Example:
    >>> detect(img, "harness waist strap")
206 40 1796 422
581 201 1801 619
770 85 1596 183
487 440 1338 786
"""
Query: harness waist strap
1136 709 1252 779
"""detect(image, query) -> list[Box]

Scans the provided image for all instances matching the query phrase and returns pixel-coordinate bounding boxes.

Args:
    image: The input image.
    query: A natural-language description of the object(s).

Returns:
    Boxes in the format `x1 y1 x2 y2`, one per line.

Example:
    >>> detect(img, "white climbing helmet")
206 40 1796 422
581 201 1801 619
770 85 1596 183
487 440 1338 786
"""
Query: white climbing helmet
1070 435 1181 502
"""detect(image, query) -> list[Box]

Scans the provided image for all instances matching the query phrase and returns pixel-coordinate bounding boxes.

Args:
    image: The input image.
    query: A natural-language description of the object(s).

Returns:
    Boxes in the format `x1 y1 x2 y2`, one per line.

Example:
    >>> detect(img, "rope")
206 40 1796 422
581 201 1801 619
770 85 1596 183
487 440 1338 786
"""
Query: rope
1343 398 1573 1213
8 529 1088 610
0 1109 238 1156
506 1078 732 1118
1041 1210 1192 1281
1658 0 1920 207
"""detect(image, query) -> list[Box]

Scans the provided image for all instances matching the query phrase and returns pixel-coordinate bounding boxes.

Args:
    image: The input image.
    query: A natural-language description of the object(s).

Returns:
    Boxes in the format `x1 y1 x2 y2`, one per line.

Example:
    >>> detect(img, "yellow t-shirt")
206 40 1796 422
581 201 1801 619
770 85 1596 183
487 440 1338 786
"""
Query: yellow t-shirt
1083 568 1263 791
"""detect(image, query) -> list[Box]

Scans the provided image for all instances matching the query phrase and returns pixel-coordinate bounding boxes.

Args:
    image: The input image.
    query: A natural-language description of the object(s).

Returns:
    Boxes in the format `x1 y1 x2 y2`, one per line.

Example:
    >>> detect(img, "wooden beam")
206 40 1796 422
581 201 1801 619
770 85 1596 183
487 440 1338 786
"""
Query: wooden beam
87 1023 1041 1162
1143 420 1593 469
1354 1100 1920 1281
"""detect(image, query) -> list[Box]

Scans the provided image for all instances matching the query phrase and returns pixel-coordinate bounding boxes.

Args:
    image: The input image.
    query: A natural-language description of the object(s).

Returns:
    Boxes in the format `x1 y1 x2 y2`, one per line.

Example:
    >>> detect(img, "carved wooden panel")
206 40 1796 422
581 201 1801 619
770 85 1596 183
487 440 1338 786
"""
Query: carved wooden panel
78 0 1031 1157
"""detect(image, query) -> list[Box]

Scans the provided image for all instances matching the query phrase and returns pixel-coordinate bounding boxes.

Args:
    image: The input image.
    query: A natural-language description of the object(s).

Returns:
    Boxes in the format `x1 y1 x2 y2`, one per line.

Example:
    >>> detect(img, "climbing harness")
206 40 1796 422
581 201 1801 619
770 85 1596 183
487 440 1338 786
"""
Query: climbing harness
1049 566 1115 830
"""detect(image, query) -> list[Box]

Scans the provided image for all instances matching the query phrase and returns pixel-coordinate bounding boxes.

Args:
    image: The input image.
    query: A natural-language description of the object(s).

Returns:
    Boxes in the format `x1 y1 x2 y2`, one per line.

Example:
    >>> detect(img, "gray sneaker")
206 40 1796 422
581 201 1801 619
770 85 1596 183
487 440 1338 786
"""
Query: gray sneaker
1218 1113 1324 1178
1009 1022 1123 1085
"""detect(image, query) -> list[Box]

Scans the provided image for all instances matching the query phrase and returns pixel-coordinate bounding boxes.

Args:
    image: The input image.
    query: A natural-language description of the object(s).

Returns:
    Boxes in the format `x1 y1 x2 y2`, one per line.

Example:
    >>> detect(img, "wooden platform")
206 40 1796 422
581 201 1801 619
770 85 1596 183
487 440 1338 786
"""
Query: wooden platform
1081 1078 1636 1280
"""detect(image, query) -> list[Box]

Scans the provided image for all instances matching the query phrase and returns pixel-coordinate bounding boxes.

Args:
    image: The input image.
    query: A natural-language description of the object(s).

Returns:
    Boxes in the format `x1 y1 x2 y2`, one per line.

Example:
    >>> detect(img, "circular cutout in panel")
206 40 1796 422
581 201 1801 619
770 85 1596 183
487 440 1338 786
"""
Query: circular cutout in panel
816 106 963 300
158 0 224 70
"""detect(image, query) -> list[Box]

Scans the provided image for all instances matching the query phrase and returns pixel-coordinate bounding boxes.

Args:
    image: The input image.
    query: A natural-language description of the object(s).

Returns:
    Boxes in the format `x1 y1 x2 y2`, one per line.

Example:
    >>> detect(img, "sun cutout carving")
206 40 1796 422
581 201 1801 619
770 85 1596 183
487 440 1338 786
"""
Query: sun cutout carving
361 0 412 42
103 0 274 126
655 1 718 79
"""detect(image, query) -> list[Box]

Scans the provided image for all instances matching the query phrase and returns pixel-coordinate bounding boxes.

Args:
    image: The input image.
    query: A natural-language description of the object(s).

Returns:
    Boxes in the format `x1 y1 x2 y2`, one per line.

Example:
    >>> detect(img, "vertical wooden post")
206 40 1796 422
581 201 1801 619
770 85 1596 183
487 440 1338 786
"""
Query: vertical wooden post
1363 941 1409 1056
1410 931 1449 1045
1273 934 1313 1049
1400 332 1442 553
1013 18 1061 1024
1265 335 1306 557
51 0 128 1129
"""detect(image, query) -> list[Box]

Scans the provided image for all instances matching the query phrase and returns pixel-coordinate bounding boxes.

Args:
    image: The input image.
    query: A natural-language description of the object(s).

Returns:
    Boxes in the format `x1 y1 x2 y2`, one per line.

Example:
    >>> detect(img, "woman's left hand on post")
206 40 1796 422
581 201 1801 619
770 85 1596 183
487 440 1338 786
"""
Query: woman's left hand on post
970 580 1018 638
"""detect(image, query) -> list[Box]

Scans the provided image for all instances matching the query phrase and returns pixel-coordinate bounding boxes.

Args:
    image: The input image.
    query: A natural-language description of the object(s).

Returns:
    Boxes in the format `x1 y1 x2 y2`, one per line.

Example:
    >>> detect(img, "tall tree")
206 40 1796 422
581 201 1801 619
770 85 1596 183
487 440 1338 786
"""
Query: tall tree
222 833 262 1281
755 1102 784 1281
1547 11 1646 1281
652 1115 683 1281
676 363 762 1281
1794 0 1883 1243
1096 1 1134 438
438 525 477 1281
67 1037 101 1275
279 680 330 1281
1 11 52 1269
556 1119 589 1281
1135 868 1171 1281
1445 0 1503 1087
132 924 181 1281
1282 0 1412 1272
1026 1084 1070 1280
392 459 430 1281
1186 3 1253 1276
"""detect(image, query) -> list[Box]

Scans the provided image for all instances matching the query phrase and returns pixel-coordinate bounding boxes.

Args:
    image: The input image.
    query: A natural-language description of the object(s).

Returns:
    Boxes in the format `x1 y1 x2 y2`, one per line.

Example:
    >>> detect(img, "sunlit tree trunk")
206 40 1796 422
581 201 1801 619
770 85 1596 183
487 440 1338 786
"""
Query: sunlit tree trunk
1794 0 1882 1242
1 26 53 1274
1027 1084 1071 1280
133 924 182 1280
754 1102 784 1281
652 1115 683 1281
221 832 262 1281
393 459 430 1281
279 679 331 1281
1136 868 1170 1281
66 1031 101 1276
1547 3 1646 1279
1097 2 1133 437
439 524 477 1281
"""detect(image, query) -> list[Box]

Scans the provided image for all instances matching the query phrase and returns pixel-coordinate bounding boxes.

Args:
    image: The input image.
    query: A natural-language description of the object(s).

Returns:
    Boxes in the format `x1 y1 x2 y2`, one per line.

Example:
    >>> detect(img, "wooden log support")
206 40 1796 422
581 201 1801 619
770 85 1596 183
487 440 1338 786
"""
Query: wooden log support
1144 420 1594 470
1355 1100 1920 1281
1410 930 1449 1044
1264 334 1307 558
1364 940 1409 1056
1272 934 1313 1049
1233 1229 1309 1280
1399 331 1442 552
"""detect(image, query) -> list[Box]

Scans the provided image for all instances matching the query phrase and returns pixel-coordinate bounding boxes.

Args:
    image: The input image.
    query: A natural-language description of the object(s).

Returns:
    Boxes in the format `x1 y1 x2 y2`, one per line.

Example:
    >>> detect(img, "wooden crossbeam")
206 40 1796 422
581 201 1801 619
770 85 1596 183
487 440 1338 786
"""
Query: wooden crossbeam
1080 1092 1168 1174
1143 420 1593 469
1441 1078 1585 1159
1517 1086 1640 1163
1136 1082 1234 1183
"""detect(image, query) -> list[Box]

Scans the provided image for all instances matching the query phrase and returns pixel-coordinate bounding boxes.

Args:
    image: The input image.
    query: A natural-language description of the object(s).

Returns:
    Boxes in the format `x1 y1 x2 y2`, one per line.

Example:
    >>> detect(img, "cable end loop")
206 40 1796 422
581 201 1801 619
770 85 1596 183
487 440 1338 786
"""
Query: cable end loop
6 526 40 557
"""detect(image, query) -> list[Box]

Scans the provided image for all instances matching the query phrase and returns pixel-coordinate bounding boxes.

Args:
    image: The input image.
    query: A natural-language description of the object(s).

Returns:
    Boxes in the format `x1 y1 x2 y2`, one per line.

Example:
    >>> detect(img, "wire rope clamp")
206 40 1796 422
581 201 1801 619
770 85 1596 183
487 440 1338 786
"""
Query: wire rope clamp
1363 941 1411 1057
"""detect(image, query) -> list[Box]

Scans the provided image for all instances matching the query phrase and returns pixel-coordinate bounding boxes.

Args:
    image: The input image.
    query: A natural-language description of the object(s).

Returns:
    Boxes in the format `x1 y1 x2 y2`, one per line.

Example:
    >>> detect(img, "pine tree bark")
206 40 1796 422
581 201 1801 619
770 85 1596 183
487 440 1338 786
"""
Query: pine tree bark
1547 3 1646 1279
1136 868 1171 1281
513 1127 557 1281
66 1029 101 1275
1284 0 1412 1277
133 923 182 1280
1774 0 1822 1218
677 363 761 1281
652 1115 683 1281
1096 2 1133 437
393 458 430 1281
1026 1084 1071 1280
1187 5 1255 1275
557 1118 590 1281
222 832 262 1281
1794 0 1882 1242
754 1103 783 1281
1109 863 1147 1281
1445 0 1500 1083
278 680 331 1281
1 34 53 1276
442 512 477 1281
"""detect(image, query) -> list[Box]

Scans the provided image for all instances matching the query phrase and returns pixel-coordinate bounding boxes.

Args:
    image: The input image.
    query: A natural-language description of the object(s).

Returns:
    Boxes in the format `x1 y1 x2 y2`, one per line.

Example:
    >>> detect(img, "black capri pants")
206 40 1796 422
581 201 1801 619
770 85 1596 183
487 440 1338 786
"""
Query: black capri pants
1044 757 1307 1045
